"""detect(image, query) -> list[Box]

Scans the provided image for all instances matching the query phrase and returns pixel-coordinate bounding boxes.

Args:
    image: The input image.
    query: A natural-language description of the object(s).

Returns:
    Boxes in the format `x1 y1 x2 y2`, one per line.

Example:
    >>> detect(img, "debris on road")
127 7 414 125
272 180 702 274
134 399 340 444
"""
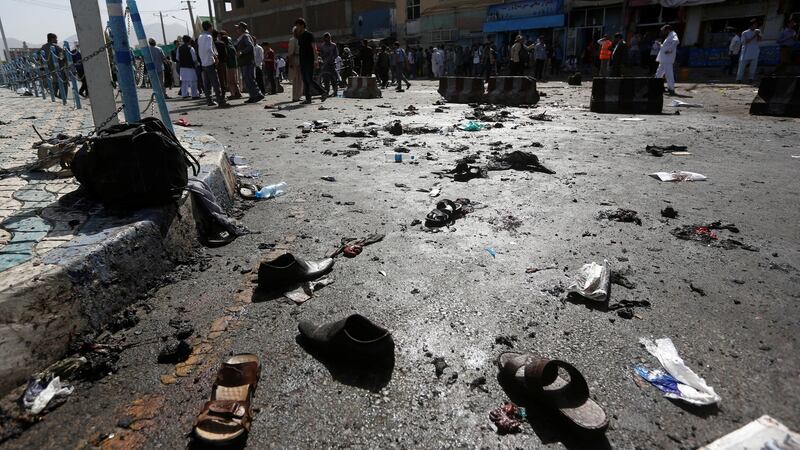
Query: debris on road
432 357 448 378
635 337 721 406
485 247 497 258
488 402 523 435
333 129 378 138
21 377 74 415
284 278 334 304
661 206 679 218
158 340 192 364
424 198 473 228
645 145 688 157
330 234 385 258
597 208 642 226
670 99 703 108
486 151 555 175
321 176 336 182
567 260 610 301
700 415 800 450
671 222 758 251
451 162 487 182
298 314 394 361
457 120 485 131
650 171 707 182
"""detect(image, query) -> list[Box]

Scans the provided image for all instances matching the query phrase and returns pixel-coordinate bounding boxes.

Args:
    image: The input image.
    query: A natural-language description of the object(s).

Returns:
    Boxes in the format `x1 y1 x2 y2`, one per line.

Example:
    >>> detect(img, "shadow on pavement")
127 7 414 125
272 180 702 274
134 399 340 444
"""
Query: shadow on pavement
295 335 394 393
497 373 612 450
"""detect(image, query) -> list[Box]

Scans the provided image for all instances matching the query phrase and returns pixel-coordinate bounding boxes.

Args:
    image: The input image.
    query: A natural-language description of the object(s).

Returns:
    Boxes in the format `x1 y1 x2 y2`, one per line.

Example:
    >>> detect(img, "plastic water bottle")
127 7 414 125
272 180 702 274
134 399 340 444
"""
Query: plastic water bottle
255 182 288 199
385 152 417 163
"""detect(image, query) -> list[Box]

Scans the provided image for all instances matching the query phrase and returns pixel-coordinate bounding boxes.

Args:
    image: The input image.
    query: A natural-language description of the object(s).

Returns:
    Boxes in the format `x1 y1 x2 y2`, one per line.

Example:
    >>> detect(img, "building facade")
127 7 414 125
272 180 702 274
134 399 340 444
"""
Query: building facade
215 0 395 51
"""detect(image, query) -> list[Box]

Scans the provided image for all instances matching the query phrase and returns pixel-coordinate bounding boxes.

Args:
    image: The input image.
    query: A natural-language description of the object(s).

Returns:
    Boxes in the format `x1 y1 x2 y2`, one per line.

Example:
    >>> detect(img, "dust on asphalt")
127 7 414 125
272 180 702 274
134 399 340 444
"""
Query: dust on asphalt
3 81 800 449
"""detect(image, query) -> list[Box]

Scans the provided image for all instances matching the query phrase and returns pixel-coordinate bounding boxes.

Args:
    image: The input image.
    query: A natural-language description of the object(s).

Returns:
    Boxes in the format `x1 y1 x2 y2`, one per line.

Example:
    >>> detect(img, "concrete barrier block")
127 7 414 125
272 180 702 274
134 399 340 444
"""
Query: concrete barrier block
590 77 664 114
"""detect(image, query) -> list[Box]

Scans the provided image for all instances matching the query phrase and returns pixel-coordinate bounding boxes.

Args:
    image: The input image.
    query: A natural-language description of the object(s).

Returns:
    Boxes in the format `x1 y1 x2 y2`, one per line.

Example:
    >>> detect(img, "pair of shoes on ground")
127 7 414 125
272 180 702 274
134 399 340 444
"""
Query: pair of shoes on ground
192 313 393 445
425 198 472 228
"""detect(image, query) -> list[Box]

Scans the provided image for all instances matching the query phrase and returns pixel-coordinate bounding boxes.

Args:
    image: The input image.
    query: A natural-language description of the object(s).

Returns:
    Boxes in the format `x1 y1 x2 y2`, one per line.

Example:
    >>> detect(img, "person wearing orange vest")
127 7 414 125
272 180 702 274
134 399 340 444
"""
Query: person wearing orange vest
597 35 612 77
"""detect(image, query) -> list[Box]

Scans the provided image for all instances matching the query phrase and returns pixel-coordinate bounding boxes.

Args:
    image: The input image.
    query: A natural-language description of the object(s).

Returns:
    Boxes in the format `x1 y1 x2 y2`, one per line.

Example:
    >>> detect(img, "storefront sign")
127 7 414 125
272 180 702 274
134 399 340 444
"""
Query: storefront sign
487 0 563 22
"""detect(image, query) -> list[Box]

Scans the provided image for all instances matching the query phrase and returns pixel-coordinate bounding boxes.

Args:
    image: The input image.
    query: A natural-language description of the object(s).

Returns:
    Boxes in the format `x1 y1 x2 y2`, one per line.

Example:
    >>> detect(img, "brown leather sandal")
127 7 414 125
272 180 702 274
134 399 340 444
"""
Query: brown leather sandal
193 354 261 444
497 351 608 432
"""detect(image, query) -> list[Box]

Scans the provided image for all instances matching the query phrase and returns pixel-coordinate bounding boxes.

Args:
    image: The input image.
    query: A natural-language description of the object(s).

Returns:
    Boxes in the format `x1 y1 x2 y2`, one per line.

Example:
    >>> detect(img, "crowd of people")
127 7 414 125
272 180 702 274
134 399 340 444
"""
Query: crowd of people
26 16 798 108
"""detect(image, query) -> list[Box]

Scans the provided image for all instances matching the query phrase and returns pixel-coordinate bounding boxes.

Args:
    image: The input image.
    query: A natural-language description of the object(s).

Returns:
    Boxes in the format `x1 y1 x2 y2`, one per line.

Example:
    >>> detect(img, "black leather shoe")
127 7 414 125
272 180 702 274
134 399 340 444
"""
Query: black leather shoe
298 314 394 359
258 253 333 288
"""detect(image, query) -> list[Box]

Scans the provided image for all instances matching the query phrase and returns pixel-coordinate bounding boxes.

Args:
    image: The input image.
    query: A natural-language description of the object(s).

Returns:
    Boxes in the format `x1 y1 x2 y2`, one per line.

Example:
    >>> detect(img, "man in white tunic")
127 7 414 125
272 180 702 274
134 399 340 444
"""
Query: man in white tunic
175 35 199 99
654 24 679 96
737 19 762 84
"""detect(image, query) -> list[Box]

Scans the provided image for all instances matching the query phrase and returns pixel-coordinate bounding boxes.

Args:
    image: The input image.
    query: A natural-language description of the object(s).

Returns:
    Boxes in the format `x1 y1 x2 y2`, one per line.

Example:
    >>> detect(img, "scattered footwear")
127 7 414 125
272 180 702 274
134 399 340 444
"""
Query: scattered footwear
424 198 473 228
258 253 334 288
193 354 261 445
497 351 608 432
298 314 394 360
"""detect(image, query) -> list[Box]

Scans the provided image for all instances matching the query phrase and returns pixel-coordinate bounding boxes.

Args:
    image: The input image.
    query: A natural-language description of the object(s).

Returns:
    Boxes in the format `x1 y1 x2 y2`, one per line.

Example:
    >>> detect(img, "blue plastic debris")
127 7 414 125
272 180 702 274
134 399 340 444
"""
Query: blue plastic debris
485 247 497 258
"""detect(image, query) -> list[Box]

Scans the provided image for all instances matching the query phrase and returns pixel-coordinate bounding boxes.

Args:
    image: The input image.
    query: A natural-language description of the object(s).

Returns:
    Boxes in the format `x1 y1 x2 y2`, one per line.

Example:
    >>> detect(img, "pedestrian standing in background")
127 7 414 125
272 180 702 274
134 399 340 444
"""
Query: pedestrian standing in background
431 47 444 79
725 27 741 76
222 31 242 99
288 26 304 102
472 44 482 76
294 18 327 104
533 37 547 80
197 21 228 107
341 47 354 86
736 18 762 84
146 38 167 99
253 36 266 95
176 35 199 99
610 32 627 77
262 42 277 95
775 19 797 74
277 55 286 81
509 35 533 75
319 33 338 96
41 33 69 99
376 45 390 88
597 35 612 77
407 48 416 79
360 40 374 77
481 41 496 82
213 30 228 94
393 42 411 92
72 43 89 98
234 22 263 103
655 24 679 96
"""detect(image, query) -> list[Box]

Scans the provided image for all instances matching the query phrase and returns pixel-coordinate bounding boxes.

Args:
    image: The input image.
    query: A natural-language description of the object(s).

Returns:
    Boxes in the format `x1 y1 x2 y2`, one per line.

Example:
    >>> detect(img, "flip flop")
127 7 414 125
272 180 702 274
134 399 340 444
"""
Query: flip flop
425 208 451 228
497 351 608 432
193 354 261 444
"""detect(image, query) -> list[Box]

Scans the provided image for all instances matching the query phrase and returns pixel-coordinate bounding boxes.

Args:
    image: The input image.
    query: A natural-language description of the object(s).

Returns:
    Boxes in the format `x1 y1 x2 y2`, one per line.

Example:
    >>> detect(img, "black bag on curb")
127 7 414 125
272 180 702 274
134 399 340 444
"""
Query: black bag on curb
72 117 200 208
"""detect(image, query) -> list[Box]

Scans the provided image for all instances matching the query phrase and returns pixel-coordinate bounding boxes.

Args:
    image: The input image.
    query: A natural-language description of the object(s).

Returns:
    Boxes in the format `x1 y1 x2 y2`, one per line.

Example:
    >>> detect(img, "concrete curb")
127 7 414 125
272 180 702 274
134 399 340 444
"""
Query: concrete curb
0 128 235 395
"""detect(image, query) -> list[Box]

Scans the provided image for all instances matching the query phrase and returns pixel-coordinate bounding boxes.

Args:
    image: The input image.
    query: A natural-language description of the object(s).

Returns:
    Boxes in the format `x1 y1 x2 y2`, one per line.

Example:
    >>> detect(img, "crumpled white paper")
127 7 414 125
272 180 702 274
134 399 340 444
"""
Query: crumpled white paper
650 171 707 182
567 260 610 301
23 377 74 414
284 278 334 304
640 337 721 406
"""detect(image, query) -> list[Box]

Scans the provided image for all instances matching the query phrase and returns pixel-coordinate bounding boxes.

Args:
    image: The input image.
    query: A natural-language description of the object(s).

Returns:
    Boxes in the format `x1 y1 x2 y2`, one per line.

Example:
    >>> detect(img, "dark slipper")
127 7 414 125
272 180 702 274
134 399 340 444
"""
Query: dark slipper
425 208 451 228
497 351 608 432
298 314 394 360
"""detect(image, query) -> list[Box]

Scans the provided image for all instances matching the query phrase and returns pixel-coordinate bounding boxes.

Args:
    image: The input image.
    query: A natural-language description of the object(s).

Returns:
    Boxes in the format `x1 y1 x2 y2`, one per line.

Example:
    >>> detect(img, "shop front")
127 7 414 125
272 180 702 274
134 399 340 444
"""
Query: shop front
564 0 623 65
483 0 567 54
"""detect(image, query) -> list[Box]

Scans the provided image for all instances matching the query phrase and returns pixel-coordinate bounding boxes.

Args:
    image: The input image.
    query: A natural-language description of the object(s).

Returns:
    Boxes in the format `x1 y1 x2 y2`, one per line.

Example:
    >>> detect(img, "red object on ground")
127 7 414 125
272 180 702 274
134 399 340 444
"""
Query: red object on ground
174 118 190 127
343 244 363 258
489 401 522 434
694 227 718 240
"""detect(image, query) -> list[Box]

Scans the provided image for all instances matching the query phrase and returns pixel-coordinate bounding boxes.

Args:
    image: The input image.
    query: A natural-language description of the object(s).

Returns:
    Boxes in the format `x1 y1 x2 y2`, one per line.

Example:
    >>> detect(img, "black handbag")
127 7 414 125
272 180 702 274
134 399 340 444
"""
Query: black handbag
72 117 200 208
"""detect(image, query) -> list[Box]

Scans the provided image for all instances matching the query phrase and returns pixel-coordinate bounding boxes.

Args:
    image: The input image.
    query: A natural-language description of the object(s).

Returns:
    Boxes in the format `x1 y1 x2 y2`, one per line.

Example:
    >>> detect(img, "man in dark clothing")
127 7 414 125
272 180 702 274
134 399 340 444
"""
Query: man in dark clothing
234 21 263 103
610 32 628 77
295 18 327 104
360 40 374 77
262 42 277 94
319 33 339 96
72 44 88 98
375 45 390 88
41 33 68 99
213 30 228 93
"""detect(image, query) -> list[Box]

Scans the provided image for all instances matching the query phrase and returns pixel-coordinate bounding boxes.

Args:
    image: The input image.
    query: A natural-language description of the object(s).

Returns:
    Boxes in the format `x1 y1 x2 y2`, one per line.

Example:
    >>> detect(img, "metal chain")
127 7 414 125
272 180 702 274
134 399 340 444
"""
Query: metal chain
10 42 112 85
140 93 155 115
87 104 125 137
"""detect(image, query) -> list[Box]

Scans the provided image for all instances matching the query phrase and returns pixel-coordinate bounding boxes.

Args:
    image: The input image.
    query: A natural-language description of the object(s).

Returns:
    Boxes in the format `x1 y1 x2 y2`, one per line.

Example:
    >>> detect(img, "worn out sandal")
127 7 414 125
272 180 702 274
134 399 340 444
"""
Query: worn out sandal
497 351 608 432
193 354 261 444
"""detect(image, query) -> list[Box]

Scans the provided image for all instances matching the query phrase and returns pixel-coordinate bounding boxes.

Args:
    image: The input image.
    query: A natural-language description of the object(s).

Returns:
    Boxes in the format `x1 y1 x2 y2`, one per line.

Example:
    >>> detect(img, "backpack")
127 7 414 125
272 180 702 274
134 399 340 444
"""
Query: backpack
71 117 200 209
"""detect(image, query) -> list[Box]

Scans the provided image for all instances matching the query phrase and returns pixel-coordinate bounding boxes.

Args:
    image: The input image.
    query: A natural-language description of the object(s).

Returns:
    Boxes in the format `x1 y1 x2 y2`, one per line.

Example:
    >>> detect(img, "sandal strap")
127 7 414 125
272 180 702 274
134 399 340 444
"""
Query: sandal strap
195 400 249 427
524 357 590 405
215 361 260 387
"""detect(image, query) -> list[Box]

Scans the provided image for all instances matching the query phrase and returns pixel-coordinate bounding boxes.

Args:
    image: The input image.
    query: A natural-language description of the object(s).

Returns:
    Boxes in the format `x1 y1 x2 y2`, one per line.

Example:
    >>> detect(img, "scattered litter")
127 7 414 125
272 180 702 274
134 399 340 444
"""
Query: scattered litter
636 337 721 406
245 182 288 200
529 111 553 121
321 176 336 182
272 113 286 118
610 271 636 289
792 155 800 159
670 99 703 108
598 208 642 226
671 151 692 156
661 206 678 218
301 120 330 132
378 270 387 277
385 152 418 163
567 260 610 301
650 171 707 182
330 233 385 258
486 151 555 175
343 244 363 258
424 198 474 228
333 129 378 138
457 120 485 132
671 222 757 251
284 278 334 304
700 415 800 450
22 377 74 415
432 357 448 377
645 145 688 157
450 162 487 181
617 117 644 121
173 118 196 127
485 247 497 258
489 402 524 434
429 187 441 197
158 340 192 364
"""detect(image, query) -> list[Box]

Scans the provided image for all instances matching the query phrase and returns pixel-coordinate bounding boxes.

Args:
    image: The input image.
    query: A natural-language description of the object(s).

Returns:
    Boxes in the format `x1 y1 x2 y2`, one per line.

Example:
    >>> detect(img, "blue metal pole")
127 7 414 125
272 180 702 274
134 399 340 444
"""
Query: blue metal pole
9 58 18 90
63 41 82 109
48 46 67 105
127 0 172 132
106 0 140 122
24 56 38 97
41 51 55 102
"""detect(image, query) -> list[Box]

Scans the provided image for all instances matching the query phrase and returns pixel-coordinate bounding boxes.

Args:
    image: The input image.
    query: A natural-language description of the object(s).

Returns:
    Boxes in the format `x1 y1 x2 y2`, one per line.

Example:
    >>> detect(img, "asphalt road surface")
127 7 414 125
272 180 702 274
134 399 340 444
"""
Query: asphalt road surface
3 79 799 449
